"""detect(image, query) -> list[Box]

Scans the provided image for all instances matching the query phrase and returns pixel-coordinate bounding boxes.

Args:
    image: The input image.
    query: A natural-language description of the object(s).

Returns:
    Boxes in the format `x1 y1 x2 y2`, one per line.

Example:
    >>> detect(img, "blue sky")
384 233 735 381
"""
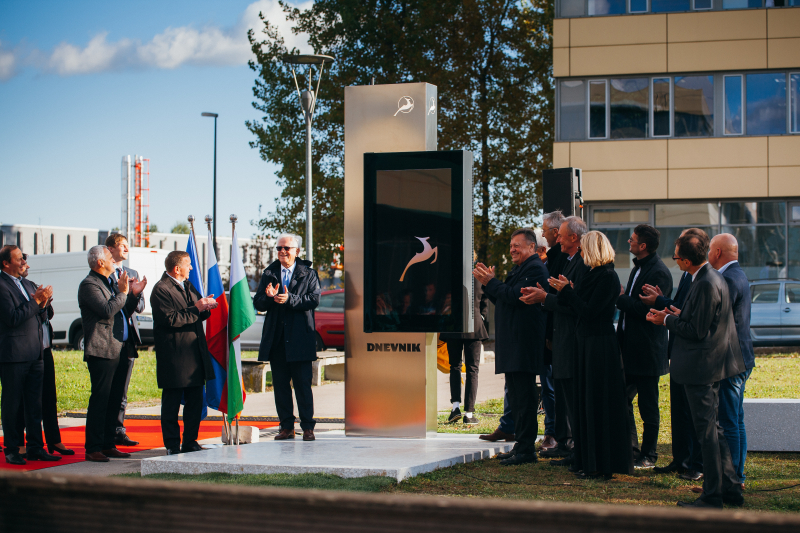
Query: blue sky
0 0 312 238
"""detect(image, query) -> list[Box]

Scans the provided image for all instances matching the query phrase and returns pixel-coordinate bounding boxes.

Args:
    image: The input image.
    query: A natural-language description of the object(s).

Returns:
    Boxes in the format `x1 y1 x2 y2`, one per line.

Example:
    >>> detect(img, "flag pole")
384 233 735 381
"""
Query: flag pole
231 214 238 446
207 214 231 446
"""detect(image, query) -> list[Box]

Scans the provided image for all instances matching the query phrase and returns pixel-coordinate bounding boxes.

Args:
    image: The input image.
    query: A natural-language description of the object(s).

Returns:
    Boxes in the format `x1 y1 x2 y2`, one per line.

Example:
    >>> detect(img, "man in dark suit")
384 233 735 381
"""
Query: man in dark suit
616 224 672 469
474 228 549 466
647 233 745 508
79 245 146 462
709 233 755 487
441 267 489 425
150 251 217 455
641 227 706 479
0 245 60 465
254 234 321 441
105 233 146 447
521 216 590 465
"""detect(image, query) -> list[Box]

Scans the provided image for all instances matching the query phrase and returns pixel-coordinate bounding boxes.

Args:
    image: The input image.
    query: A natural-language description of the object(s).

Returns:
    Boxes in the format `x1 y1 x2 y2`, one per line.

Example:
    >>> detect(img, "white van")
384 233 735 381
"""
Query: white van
25 247 169 349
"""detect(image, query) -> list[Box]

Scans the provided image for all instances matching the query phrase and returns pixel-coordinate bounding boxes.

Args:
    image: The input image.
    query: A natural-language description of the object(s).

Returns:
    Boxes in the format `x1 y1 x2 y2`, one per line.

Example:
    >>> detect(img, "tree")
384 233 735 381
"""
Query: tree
247 0 553 276
170 221 190 234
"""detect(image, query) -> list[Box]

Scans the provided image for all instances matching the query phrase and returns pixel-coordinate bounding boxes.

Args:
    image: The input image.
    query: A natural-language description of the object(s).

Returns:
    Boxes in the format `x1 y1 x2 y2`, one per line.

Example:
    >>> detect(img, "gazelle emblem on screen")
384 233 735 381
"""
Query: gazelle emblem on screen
394 96 414 116
399 237 438 281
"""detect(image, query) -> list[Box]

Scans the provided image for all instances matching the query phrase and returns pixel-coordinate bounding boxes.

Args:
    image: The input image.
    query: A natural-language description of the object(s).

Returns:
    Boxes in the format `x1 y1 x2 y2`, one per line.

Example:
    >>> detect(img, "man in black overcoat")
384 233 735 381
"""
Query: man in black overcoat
474 228 549 466
616 224 672 469
648 233 745 509
150 251 217 455
254 234 321 441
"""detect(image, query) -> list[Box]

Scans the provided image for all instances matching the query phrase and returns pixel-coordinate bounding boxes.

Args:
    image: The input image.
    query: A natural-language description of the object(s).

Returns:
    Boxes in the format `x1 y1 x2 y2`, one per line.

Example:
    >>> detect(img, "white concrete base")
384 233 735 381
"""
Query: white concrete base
744 399 800 452
220 426 260 444
141 431 513 481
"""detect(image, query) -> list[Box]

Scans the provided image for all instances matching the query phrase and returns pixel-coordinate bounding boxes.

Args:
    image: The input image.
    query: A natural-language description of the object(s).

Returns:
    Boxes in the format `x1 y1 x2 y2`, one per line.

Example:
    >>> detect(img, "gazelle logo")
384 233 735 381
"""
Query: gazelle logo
428 97 436 115
368 343 421 352
394 96 414 116
399 237 438 282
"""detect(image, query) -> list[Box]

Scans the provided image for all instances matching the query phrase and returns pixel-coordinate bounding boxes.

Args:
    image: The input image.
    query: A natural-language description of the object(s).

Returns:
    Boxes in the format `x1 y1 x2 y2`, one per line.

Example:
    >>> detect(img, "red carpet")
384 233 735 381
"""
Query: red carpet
0 419 278 472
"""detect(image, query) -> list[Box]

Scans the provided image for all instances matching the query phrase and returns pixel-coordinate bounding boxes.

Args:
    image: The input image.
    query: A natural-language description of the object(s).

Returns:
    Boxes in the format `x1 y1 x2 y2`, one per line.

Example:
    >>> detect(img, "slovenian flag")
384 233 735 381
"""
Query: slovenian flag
204 230 230 413
226 226 255 421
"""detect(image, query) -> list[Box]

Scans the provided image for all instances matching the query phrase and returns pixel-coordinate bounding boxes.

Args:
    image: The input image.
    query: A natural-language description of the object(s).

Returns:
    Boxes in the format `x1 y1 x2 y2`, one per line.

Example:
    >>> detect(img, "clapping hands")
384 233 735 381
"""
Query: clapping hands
265 283 289 304
196 295 219 312
472 263 495 286
548 275 572 292
520 283 548 304
638 284 663 306
129 275 148 296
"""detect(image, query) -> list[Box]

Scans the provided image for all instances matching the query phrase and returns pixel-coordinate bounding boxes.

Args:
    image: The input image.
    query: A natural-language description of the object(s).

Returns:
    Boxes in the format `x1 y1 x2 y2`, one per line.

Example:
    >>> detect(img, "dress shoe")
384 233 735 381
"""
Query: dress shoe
679 470 703 481
303 430 315 441
181 442 204 453
5 452 26 465
479 429 515 442
653 461 684 474
497 444 517 460
539 435 558 451
115 434 140 447
723 491 744 507
550 456 574 467
575 471 613 480
26 449 62 461
274 428 295 440
166 448 182 455
463 414 480 425
447 407 462 423
677 498 721 509
500 452 538 466
48 444 75 456
634 457 656 469
102 448 131 458
85 451 110 462
539 445 571 458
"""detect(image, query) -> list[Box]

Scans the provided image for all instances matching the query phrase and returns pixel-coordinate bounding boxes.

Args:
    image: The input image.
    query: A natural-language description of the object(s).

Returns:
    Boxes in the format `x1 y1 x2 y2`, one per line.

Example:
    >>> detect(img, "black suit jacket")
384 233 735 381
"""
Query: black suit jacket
151 273 214 389
440 277 489 341
666 264 745 385
78 270 138 360
543 253 590 379
616 253 673 376
543 243 568 366
721 262 755 371
655 271 692 358
0 272 44 363
484 254 549 375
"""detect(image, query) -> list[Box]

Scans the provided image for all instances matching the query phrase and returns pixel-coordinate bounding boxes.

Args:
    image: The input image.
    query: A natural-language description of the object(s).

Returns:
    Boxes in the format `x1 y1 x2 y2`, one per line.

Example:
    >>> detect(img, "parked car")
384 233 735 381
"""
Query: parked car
749 279 800 347
236 288 344 352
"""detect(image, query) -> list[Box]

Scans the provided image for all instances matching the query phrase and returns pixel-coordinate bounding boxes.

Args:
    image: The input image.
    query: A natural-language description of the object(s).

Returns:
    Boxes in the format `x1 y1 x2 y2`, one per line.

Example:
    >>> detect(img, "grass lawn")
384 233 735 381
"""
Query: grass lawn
117 353 800 513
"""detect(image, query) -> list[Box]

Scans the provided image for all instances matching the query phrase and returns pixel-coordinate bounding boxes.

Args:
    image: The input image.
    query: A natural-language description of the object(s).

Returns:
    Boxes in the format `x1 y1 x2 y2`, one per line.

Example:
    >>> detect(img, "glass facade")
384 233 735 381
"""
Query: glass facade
674 76 714 137
652 78 671 137
589 200 800 292
589 80 607 138
559 80 586 141
746 73 787 135
558 0 797 17
790 73 799 134
724 75 743 135
610 78 649 138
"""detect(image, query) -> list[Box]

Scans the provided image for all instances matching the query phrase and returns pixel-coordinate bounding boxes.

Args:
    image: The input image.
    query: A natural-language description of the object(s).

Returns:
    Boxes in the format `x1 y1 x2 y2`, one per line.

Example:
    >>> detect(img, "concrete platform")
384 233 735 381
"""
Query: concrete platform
744 398 800 452
141 431 512 481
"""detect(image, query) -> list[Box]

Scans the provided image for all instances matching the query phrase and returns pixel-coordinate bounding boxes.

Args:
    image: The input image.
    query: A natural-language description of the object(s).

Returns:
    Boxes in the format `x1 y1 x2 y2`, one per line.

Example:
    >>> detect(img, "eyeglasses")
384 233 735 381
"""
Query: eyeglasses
275 246 294 252
672 255 682 261
21 253 28 261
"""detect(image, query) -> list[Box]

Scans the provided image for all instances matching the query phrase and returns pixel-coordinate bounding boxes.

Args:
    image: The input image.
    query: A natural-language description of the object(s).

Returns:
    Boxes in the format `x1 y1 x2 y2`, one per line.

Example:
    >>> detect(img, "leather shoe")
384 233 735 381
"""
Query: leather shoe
166 448 182 455
677 498 721 509
275 428 295 440
539 445 571 458
550 456 574 467
102 448 131 458
115 434 140 447
723 491 744 507
85 451 110 462
181 442 204 453
500 452 537 466
653 461 684 474
479 429 515 442
26 449 62 461
5 452 26 465
575 471 612 480
48 444 75 456
303 430 315 441
679 470 703 481
539 435 558 451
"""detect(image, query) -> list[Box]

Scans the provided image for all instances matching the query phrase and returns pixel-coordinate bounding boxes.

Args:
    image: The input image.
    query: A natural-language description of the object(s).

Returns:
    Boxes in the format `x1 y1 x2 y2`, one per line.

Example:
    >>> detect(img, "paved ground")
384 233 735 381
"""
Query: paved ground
6 361 505 477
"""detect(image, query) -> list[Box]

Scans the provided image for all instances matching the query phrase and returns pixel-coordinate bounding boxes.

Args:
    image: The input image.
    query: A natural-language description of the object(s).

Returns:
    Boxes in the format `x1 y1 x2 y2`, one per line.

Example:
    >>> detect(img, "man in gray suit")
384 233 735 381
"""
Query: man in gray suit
647 233 745 508
78 245 146 462
105 233 147 447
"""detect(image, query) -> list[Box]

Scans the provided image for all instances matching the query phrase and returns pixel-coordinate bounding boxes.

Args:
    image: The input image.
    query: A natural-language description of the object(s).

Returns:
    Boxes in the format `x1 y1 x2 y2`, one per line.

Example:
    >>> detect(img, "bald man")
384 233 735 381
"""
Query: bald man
709 233 754 487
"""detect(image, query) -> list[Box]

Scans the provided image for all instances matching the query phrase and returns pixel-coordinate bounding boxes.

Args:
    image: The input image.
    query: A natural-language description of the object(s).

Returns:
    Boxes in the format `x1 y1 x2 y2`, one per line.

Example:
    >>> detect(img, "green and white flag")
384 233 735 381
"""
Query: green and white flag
227 227 256 421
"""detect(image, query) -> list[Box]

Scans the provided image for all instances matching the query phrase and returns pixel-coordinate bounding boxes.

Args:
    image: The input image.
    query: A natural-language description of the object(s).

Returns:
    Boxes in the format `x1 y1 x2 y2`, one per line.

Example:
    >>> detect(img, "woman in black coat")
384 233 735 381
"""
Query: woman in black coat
550 231 633 479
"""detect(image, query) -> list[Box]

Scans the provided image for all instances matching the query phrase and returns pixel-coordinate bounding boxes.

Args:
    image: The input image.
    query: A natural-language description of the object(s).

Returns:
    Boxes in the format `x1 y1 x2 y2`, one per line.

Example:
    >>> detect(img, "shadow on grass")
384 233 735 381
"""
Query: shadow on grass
116 472 396 493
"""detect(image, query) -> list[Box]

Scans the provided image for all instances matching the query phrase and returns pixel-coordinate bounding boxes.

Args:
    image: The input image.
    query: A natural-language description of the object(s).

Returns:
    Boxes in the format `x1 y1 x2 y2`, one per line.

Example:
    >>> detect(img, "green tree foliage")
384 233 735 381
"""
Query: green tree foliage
247 0 553 275
170 221 190 234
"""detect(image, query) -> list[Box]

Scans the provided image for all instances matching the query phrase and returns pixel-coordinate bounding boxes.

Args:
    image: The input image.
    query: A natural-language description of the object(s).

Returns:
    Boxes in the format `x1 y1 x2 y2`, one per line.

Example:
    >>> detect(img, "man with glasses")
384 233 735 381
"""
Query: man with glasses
254 234 321 441
0 245 60 464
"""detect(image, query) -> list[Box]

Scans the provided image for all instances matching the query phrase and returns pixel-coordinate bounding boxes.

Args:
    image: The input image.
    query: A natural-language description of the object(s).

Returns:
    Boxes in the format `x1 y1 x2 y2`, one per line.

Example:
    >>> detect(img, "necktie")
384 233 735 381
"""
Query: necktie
283 268 290 289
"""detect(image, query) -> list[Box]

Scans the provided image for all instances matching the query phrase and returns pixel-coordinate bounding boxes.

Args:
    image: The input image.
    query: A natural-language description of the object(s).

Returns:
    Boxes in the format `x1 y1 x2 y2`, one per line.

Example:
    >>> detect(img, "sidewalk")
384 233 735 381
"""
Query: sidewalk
9 361 505 477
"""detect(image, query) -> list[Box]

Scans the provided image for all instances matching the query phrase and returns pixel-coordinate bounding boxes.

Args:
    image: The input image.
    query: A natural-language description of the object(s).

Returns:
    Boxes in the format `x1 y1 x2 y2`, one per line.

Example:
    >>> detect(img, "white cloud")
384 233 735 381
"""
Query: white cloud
5 0 313 80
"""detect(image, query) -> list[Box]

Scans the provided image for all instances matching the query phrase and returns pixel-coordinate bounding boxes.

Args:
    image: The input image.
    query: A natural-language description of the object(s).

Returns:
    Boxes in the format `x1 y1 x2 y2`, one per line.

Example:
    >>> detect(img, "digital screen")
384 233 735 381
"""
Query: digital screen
364 151 471 333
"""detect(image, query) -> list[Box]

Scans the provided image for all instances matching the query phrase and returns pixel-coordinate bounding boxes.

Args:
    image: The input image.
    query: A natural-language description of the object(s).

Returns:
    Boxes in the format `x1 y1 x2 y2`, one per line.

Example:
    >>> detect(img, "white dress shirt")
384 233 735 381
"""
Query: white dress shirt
718 260 738 274
281 262 297 289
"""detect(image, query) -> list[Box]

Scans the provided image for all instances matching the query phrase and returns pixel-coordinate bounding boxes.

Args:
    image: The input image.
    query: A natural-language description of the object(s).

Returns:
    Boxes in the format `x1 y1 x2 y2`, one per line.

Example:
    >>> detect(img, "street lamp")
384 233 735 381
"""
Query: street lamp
201 112 219 254
282 54 335 265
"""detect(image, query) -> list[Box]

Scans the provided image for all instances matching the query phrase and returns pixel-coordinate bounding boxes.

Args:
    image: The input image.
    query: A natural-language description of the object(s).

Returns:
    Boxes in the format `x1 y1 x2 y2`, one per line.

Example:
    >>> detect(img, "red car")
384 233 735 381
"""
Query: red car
315 289 344 351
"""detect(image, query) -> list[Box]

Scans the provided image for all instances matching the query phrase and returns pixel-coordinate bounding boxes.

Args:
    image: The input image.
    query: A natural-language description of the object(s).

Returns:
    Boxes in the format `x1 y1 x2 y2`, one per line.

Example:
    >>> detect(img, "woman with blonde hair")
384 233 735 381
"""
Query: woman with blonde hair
549 231 633 479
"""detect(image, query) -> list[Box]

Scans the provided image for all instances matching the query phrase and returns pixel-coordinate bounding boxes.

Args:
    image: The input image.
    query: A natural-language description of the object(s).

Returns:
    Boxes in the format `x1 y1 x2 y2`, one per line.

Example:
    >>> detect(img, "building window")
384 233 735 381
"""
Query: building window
560 0 585 16
174 241 178 251
674 75 714 137
588 0 626 15
629 0 649 12
83 235 87 251
693 0 712 8
723 0 764 8
651 0 691 12
746 73 787 135
789 73 799 134
652 78 671 137
724 75 744 135
16 232 21 247
610 78 649 139
591 206 651 225
589 80 608 139
0 232 4 247
656 203 720 226
50 234 54 253
67 235 71 252
33 233 38 255
560 80 586 141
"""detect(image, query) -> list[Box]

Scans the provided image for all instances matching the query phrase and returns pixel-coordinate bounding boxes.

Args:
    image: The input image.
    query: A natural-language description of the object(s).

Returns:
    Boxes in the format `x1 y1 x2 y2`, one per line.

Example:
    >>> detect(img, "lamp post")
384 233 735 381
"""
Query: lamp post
282 54 335 265
201 112 219 254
